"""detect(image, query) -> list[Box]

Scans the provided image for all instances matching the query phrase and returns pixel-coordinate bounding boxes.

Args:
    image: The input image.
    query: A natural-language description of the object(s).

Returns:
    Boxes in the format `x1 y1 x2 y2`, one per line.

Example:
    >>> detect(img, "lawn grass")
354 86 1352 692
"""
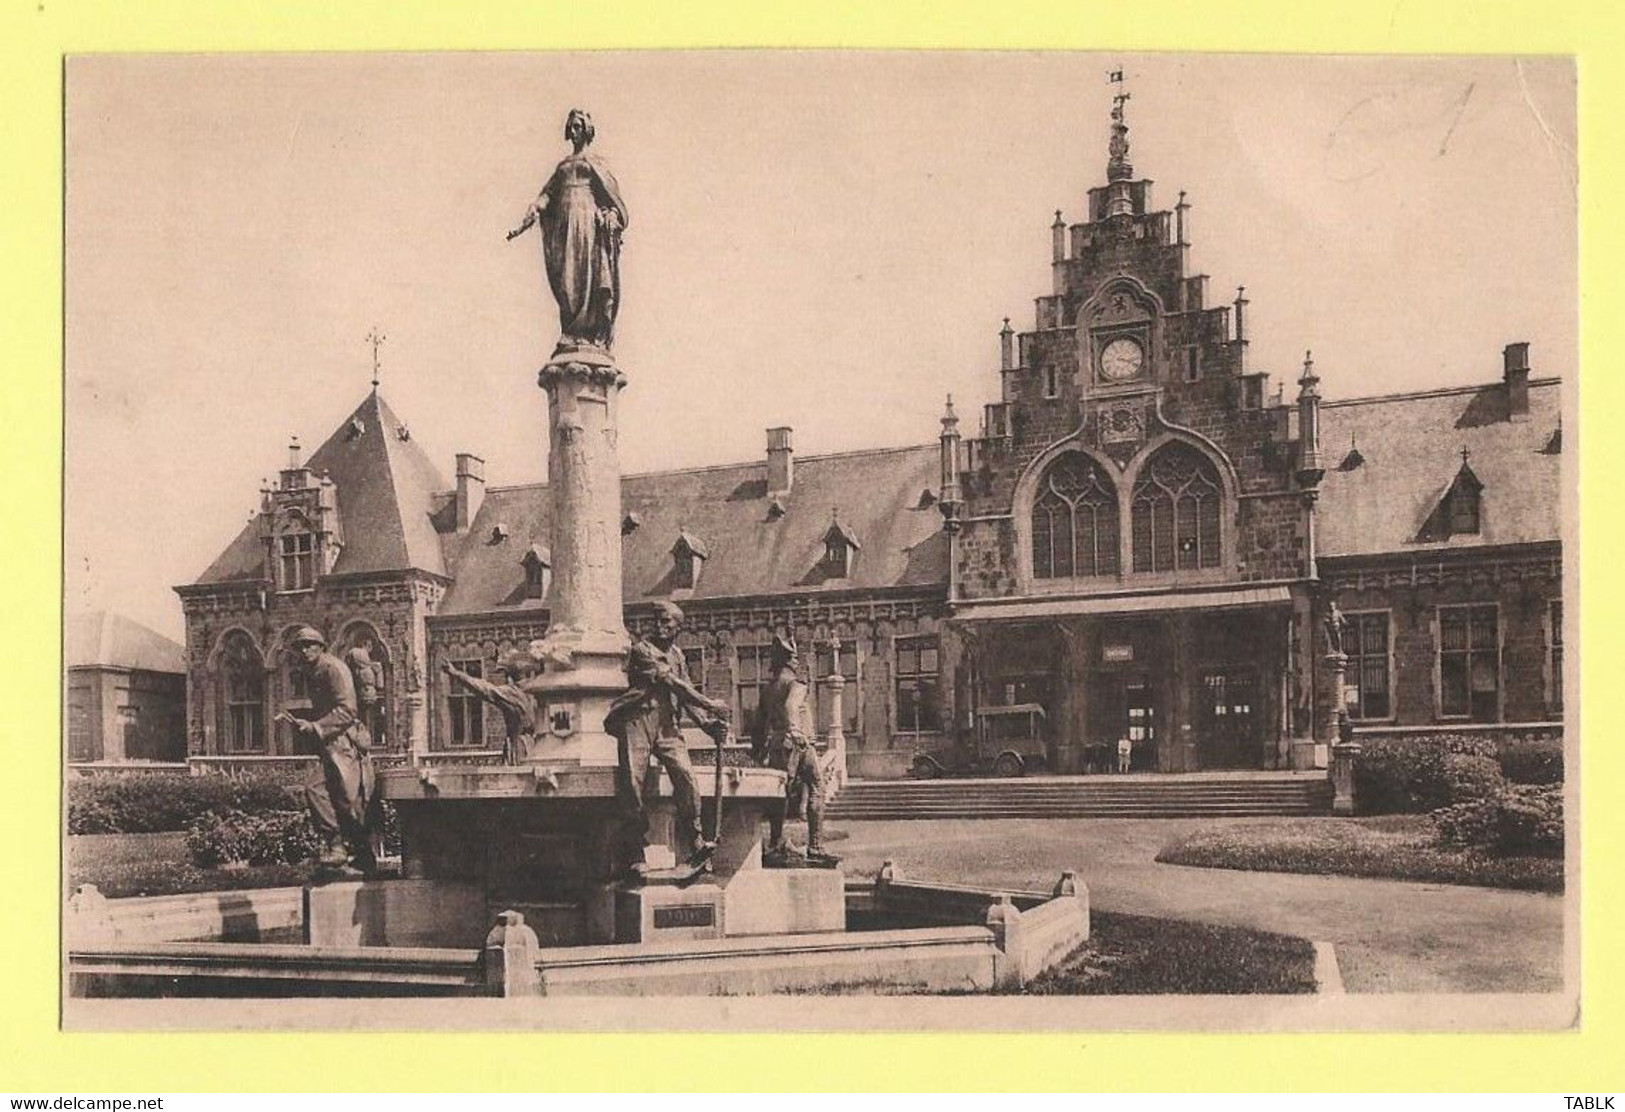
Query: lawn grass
1155 816 1563 894
68 833 311 898
1021 910 1317 995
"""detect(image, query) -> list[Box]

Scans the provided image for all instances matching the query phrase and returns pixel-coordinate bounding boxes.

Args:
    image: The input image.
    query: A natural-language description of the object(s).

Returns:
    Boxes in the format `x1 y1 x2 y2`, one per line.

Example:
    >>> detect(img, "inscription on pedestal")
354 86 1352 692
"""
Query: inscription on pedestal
654 904 715 930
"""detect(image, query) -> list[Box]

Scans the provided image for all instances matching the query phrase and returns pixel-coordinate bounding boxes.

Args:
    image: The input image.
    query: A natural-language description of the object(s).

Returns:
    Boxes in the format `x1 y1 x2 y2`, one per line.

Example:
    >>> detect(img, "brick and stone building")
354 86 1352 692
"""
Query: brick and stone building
67 611 187 765
175 101 1565 780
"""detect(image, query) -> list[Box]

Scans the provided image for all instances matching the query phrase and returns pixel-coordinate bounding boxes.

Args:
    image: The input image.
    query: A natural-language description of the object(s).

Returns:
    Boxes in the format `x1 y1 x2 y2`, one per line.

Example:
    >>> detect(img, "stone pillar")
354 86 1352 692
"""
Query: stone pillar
823 671 848 793
1331 735 1361 816
528 356 630 767
1311 651 1347 775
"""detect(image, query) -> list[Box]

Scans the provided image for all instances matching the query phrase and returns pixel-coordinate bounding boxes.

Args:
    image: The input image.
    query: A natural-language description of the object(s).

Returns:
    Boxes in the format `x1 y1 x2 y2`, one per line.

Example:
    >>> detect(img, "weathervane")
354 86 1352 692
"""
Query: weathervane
366 327 386 390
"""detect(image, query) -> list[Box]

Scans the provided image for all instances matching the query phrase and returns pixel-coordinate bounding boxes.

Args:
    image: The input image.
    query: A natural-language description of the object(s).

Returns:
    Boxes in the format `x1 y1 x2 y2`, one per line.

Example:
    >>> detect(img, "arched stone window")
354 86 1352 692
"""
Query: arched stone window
1131 443 1223 573
1032 454 1120 579
217 631 266 754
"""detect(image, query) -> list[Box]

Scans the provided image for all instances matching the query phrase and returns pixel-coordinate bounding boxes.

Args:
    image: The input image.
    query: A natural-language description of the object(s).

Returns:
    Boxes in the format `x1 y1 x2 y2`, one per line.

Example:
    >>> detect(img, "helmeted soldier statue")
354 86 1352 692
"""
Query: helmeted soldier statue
278 626 379 873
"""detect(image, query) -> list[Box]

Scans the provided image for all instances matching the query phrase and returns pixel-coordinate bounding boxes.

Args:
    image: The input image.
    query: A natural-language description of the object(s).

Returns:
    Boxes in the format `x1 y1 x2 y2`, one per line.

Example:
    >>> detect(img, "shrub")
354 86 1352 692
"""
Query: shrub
1433 784 1563 858
185 808 325 868
1497 738 1564 785
1441 753 1506 805
68 776 300 835
1354 733 1504 814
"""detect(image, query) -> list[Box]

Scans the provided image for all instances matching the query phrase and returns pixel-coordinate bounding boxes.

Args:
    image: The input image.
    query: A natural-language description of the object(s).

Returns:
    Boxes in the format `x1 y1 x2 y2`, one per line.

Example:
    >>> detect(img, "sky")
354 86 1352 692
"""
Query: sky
63 51 1577 643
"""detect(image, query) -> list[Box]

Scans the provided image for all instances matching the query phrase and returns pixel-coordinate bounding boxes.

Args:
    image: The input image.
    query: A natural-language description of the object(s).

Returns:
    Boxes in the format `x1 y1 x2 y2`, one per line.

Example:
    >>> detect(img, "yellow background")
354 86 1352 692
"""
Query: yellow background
2 0 1617 1092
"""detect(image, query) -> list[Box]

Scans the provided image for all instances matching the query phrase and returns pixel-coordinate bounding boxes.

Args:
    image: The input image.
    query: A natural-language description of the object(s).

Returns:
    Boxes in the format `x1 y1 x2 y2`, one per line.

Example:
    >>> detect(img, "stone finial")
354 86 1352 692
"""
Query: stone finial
877 859 900 886
1053 870 1079 898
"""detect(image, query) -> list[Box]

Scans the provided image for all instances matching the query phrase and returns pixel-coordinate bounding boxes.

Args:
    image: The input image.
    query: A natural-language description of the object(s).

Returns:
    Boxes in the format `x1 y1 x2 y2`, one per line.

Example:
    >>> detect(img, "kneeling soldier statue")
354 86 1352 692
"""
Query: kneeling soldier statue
752 633 836 868
279 626 379 874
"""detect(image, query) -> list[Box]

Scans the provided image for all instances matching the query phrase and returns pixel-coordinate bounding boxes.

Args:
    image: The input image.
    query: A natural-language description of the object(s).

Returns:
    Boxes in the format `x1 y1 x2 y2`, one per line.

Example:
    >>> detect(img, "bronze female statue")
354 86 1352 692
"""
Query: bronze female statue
508 109 629 352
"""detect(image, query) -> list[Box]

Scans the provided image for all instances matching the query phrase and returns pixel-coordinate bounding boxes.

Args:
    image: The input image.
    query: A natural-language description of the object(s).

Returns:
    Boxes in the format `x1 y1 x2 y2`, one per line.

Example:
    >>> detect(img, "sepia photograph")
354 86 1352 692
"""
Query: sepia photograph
60 49 1577 1030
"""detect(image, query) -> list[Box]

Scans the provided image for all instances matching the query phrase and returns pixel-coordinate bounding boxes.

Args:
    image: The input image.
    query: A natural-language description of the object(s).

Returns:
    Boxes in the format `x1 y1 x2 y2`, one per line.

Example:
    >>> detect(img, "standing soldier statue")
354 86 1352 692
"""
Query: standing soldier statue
277 627 379 874
752 633 837 868
344 644 386 751
604 601 730 877
441 650 541 764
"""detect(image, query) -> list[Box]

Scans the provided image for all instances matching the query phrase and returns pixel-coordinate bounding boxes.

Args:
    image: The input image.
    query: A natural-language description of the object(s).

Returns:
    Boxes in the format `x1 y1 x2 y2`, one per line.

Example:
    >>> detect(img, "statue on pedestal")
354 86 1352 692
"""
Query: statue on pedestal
1323 601 1347 658
441 651 540 765
507 108 628 354
604 601 730 876
751 633 835 868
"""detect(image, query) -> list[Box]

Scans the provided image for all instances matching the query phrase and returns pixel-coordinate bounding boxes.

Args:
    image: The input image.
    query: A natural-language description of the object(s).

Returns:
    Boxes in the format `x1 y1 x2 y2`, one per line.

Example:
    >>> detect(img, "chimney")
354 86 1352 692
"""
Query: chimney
455 452 485 532
766 427 794 497
999 318 1015 372
1504 342 1531 421
287 435 303 471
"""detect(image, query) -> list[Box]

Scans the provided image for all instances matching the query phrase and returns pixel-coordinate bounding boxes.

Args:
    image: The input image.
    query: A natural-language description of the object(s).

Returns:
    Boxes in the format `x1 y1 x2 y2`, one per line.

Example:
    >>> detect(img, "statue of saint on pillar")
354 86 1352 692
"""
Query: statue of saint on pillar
508 109 629 355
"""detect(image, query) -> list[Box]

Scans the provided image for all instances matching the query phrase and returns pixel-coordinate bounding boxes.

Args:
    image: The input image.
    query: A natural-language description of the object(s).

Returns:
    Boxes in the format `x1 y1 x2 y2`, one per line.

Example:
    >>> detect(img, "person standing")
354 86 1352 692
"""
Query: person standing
279 627 377 873
751 633 834 867
604 601 729 874
1116 733 1133 775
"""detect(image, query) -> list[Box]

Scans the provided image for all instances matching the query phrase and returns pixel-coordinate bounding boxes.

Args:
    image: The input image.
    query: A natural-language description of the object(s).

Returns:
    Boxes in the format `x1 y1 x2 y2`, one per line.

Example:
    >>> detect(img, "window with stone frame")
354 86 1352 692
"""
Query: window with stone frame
893 634 942 735
1548 599 1564 716
1438 604 1500 722
1131 443 1223 573
1345 610 1393 720
277 517 316 591
218 631 266 754
1032 453 1120 579
733 642 775 736
681 646 706 692
446 656 487 748
814 639 861 739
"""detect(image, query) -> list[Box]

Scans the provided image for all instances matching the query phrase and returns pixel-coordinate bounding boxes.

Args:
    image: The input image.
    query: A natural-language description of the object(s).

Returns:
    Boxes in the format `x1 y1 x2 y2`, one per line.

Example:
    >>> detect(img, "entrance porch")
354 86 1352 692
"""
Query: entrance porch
949 585 1309 774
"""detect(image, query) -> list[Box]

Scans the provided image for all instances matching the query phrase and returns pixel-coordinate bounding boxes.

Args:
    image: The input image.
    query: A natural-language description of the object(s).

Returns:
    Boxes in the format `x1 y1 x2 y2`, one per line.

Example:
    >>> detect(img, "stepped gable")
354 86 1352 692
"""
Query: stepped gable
1316 378 1562 558
65 610 185 673
437 443 947 616
193 391 450 584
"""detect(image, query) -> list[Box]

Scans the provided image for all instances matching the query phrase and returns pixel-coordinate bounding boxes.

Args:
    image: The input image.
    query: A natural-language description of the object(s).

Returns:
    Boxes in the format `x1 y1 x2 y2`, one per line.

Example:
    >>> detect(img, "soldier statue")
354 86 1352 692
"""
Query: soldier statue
604 601 730 876
751 633 836 868
277 626 379 874
441 650 541 764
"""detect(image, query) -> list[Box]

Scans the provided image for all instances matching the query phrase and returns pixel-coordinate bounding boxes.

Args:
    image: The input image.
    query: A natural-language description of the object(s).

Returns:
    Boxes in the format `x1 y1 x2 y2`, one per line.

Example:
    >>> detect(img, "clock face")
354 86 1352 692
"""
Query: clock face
1100 337 1145 382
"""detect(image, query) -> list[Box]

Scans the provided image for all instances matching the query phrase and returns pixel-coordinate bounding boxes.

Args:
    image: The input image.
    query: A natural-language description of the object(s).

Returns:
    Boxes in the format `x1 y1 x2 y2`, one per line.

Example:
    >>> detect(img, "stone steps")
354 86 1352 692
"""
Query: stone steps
825 776 1333 821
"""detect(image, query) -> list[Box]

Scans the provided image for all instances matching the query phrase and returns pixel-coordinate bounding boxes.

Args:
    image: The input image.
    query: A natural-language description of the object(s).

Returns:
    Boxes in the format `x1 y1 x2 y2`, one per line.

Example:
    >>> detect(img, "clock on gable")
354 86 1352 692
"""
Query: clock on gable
1099 336 1145 383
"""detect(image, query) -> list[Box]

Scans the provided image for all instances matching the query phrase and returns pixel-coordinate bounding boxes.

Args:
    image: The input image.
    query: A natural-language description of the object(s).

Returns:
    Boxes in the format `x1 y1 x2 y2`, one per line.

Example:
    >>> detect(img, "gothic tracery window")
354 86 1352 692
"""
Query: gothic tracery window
1031 454 1120 579
1131 443 1223 573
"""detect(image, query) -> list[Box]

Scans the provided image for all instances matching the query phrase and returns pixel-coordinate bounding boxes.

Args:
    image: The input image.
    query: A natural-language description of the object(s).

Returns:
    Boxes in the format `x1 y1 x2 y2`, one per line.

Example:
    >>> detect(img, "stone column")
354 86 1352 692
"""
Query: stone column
1323 650 1360 813
527 355 629 767
823 671 847 792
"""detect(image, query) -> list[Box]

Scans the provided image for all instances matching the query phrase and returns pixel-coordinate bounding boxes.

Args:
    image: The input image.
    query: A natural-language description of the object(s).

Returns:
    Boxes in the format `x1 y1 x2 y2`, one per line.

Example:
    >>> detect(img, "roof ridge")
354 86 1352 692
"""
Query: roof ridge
476 441 939 495
1323 376 1561 409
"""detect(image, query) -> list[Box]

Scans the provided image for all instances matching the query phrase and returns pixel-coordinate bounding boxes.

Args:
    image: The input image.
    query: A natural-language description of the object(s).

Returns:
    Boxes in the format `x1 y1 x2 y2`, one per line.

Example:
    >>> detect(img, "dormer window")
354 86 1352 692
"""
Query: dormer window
1445 455 1483 537
277 515 316 591
521 544 551 600
671 531 708 590
823 518 861 579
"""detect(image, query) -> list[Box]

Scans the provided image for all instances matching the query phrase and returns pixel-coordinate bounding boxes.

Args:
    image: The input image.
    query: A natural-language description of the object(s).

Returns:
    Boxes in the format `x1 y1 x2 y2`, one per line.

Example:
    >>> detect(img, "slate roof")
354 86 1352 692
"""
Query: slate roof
66 611 186 674
1317 378 1562 559
437 444 950 616
193 391 450 584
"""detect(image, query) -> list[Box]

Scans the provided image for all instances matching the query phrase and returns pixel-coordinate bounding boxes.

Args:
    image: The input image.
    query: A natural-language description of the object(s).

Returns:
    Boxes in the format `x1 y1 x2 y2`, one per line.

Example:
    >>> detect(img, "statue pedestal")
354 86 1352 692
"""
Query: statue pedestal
377 762 821 947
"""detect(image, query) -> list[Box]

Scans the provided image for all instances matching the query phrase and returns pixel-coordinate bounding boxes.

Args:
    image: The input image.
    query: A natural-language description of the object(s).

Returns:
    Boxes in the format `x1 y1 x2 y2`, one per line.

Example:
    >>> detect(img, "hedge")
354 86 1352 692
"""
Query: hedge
185 808 326 868
1433 783 1564 857
1496 737 1564 785
1353 734 1504 815
68 776 300 835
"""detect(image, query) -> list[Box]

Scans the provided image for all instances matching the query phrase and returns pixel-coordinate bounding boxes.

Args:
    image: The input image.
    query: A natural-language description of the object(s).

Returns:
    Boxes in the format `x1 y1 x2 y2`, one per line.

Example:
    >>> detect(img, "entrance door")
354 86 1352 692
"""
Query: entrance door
1197 668 1259 769
1088 674 1158 772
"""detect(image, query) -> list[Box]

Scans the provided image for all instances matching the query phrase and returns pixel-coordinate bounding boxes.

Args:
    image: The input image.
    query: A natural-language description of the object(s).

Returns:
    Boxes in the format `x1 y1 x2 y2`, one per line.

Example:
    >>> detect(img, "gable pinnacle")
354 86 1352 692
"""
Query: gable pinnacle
366 327 386 391
1107 88 1133 182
